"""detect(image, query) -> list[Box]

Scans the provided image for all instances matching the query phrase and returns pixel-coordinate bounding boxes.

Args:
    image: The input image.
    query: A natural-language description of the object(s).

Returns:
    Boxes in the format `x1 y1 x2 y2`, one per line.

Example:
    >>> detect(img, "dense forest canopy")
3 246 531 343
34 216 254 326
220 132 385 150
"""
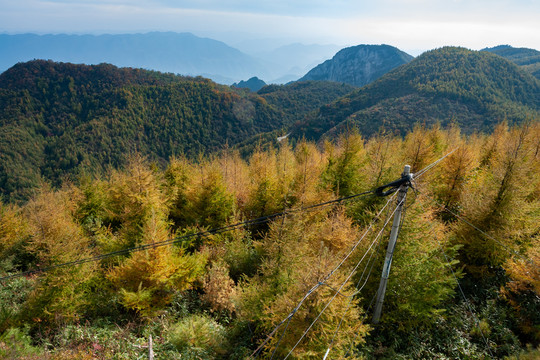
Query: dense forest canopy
482 45 540 79
293 47 540 141
0 61 358 202
1 123 539 359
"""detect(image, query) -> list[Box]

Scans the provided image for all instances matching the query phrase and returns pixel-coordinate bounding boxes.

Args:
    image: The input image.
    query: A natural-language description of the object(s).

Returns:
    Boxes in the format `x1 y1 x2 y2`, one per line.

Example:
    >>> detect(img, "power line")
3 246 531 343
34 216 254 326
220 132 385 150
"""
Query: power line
324 198 395 358
250 192 397 359
413 147 459 180
434 200 538 268
309 155 454 358
282 198 403 359
0 190 375 283
414 197 498 359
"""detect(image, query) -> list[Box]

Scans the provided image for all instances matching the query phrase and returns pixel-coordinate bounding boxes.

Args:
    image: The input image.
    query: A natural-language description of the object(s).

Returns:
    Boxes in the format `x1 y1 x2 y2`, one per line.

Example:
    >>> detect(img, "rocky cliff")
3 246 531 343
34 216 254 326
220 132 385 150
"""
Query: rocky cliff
299 44 413 87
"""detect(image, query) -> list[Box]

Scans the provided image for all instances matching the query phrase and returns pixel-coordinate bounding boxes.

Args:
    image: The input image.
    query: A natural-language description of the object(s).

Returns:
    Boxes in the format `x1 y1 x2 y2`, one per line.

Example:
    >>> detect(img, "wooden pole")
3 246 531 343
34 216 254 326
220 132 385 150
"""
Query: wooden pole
148 335 154 360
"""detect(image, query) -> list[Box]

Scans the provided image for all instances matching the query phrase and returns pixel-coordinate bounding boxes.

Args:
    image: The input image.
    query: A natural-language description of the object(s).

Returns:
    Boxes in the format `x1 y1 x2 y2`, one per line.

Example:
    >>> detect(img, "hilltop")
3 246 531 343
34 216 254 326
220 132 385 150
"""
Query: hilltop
299 44 414 87
0 60 282 201
482 45 540 79
293 47 540 141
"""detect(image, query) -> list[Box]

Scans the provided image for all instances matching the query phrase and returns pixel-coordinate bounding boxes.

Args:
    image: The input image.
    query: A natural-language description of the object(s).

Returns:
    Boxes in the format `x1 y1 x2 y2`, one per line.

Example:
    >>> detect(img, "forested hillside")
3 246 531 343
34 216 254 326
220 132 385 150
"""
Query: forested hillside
483 45 540 79
1 124 538 359
0 61 357 202
2 58 282 200
293 47 540 141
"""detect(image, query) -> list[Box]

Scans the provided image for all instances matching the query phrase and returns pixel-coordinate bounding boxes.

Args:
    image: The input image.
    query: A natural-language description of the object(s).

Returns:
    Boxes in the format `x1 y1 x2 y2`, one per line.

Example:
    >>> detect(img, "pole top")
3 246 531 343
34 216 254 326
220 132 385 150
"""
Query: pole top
403 165 411 175
375 164 413 197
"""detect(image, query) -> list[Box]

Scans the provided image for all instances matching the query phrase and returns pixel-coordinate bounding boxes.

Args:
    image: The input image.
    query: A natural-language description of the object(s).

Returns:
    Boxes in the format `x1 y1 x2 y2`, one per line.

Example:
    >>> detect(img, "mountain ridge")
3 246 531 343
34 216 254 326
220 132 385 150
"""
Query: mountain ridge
0 32 267 84
482 45 540 79
299 44 414 87
292 47 539 141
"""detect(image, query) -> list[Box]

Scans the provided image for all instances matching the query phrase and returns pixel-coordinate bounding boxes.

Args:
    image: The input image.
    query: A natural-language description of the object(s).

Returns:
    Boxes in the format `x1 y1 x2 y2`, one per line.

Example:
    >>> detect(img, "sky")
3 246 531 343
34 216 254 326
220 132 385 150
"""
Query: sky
1 0 539 55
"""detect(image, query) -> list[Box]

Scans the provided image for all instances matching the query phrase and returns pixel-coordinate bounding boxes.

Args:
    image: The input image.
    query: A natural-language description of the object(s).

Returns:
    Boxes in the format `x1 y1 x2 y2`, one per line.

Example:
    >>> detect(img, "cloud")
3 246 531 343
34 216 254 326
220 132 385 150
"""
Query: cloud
339 18 540 52
0 0 538 53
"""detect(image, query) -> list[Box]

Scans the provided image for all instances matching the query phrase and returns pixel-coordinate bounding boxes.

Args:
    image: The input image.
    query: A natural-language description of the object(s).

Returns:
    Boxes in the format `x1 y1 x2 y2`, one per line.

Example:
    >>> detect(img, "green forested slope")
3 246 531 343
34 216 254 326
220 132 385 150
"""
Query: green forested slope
292 47 540 141
0 62 357 201
482 45 540 79
258 80 356 125
0 60 286 201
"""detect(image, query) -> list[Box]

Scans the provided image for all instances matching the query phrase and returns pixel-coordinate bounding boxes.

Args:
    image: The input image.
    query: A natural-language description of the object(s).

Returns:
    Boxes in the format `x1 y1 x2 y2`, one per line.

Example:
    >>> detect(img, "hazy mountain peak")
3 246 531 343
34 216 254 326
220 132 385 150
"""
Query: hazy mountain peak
232 77 267 92
299 44 414 87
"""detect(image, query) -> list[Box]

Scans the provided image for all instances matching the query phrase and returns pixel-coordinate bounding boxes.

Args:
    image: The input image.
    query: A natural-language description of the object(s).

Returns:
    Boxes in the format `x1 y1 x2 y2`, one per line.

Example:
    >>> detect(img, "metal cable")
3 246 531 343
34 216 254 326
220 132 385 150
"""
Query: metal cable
250 192 396 359
0 190 376 282
282 198 403 359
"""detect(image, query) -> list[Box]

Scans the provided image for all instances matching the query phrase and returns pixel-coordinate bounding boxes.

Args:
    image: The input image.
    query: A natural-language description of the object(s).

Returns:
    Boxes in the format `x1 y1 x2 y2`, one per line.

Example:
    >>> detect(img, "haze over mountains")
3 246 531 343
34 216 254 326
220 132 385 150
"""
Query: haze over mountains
0 32 340 84
3 31 539 87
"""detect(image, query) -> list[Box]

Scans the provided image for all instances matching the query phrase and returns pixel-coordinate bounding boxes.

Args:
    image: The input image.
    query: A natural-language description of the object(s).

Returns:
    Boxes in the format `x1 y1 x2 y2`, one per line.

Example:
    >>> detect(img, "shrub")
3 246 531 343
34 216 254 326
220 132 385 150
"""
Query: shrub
0 327 45 359
168 314 227 359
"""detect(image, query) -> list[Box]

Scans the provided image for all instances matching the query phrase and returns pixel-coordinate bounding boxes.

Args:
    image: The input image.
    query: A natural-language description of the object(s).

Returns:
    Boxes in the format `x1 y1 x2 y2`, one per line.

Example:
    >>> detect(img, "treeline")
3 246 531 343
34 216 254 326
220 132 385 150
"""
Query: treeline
1 123 539 359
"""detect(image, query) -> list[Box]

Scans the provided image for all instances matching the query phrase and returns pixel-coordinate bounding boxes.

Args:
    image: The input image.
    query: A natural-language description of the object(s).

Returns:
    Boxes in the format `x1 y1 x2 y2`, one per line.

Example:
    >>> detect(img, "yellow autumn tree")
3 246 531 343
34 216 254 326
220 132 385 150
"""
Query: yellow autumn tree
453 124 537 273
237 208 370 359
0 201 29 267
22 188 97 326
107 208 206 317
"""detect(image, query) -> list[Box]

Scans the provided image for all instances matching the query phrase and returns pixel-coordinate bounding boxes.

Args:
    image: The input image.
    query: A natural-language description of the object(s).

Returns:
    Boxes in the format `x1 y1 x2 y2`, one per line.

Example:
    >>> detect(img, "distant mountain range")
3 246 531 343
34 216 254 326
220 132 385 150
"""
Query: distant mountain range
292 47 540 141
0 32 268 84
4 32 538 88
0 32 340 84
299 44 414 87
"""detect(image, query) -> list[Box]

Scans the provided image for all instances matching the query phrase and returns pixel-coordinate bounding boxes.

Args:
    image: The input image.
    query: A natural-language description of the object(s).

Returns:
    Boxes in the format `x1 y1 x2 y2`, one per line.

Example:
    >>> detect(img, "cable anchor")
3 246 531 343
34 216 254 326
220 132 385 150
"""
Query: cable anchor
375 170 414 197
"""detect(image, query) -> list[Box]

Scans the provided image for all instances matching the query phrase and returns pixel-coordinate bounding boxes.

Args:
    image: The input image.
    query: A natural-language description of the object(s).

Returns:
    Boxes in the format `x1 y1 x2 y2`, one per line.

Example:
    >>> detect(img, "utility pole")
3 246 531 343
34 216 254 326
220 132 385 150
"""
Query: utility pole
372 165 411 324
